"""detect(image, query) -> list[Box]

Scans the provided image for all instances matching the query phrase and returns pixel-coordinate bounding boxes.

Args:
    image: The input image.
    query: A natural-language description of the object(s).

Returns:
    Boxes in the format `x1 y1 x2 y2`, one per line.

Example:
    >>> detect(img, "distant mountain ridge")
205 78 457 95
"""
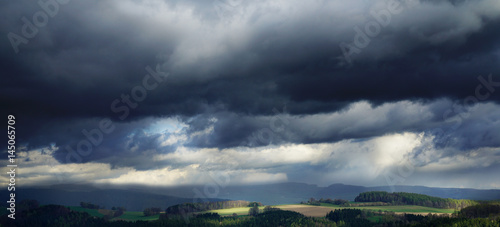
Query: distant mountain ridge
166 182 500 205
2 182 499 211
0 187 224 212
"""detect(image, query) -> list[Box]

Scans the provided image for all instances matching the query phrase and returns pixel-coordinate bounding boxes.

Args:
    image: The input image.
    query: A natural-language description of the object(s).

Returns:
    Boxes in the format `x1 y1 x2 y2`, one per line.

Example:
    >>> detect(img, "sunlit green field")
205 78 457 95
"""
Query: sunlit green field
318 203 341 207
70 203 454 222
206 204 454 218
204 207 264 216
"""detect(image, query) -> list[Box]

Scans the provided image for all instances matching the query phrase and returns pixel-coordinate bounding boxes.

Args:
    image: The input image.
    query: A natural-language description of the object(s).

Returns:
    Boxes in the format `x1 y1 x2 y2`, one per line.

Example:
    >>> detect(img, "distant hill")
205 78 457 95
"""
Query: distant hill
0 186 224 212
3 182 499 210
145 182 500 205
369 185 500 201
317 183 367 200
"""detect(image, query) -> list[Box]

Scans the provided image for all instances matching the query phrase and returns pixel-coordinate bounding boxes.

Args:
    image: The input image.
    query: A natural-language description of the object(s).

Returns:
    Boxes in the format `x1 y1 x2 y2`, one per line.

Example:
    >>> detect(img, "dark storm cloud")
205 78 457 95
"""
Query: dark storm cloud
181 100 500 151
2 0 500 119
2 0 500 170
22 116 184 170
428 102 500 150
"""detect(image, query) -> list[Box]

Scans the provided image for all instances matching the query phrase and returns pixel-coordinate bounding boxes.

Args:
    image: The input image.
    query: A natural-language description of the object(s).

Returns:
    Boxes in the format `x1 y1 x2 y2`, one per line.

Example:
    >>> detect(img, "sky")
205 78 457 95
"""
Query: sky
1 0 500 190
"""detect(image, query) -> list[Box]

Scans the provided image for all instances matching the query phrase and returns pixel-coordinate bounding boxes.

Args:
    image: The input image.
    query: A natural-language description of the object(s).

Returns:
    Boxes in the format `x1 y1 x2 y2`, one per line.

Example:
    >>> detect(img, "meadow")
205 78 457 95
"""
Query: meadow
69 202 455 221
201 206 265 216
206 203 455 218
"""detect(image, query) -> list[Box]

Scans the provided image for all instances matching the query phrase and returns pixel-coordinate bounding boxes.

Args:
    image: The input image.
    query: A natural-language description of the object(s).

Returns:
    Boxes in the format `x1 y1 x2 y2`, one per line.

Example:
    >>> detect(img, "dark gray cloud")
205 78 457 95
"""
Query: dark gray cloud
2 0 500 120
1 0 500 188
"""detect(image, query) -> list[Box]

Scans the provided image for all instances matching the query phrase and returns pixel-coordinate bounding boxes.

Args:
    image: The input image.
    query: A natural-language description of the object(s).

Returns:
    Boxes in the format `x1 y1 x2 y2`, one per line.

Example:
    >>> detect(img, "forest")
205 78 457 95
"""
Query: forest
1 195 500 227
354 191 478 209
1 202 500 227
324 206 500 227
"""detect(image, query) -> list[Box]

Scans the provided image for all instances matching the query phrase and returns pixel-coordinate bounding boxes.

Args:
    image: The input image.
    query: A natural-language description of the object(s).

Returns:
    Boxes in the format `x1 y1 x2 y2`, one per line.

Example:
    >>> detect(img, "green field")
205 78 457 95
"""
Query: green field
319 203 341 207
206 204 454 218
203 206 264 216
70 203 454 222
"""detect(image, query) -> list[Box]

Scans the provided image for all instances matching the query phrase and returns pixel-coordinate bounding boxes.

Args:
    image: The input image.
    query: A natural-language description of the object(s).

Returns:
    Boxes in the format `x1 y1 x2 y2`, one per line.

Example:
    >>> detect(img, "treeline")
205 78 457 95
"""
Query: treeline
171 209 335 227
326 209 372 226
405 206 500 227
110 206 127 219
349 202 388 207
2 202 500 227
79 202 126 219
324 206 500 227
0 205 111 227
302 197 390 207
300 198 349 206
0 206 340 226
383 212 500 227
164 200 262 216
459 203 500 218
354 191 478 209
